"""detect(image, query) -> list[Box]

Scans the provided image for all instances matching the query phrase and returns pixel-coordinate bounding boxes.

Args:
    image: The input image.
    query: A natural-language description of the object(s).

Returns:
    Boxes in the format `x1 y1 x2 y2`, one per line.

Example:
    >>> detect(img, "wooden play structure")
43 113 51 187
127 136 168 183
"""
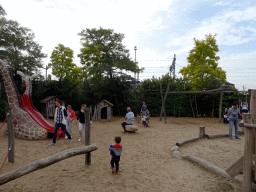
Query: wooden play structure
93 100 113 121
0 108 97 186
40 96 62 119
158 77 238 124
226 89 256 192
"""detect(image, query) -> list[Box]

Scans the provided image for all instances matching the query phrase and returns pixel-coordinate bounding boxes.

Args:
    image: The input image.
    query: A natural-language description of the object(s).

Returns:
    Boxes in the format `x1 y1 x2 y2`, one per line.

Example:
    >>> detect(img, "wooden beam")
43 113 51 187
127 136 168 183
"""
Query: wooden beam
219 89 223 123
243 113 253 192
0 144 98 185
84 108 91 165
199 126 205 139
226 156 243 178
7 108 14 163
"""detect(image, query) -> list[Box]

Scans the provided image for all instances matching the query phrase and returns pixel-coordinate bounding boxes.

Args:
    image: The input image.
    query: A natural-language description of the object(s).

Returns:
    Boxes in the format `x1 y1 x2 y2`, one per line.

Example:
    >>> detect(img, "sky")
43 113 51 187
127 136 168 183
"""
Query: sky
1 0 256 91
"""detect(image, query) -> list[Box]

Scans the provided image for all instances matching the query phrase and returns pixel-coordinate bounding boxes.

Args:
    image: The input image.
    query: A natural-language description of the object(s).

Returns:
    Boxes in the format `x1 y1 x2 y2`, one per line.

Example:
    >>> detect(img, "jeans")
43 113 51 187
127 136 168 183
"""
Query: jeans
121 122 132 131
110 156 120 172
229 118 238 138
53 123 71 143
142 121 147 127
66 121 74 137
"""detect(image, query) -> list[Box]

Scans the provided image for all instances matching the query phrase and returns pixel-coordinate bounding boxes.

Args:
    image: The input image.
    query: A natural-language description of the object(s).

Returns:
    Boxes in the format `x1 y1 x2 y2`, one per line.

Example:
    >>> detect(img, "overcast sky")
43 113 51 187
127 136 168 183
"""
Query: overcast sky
1 0 256 91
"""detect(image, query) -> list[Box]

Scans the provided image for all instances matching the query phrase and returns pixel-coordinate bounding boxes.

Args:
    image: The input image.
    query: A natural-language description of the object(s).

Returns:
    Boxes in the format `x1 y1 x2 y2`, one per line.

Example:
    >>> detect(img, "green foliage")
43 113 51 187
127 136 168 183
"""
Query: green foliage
180 34 226 91
78 27 143 79
0 5 46 74
49 44 83 84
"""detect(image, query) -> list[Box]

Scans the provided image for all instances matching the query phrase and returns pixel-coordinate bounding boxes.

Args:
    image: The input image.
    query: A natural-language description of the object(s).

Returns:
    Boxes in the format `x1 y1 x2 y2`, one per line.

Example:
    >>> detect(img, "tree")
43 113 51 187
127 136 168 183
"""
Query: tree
180 34 226 91
77 27 142 79
49 44 82 83
0 5 47 74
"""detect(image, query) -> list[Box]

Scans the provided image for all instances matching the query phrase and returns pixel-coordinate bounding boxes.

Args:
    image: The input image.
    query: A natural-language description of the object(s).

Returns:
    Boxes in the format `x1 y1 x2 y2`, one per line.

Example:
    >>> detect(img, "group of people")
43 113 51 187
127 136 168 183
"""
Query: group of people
121 101 148 132
227 102 249 140
49 100 92 146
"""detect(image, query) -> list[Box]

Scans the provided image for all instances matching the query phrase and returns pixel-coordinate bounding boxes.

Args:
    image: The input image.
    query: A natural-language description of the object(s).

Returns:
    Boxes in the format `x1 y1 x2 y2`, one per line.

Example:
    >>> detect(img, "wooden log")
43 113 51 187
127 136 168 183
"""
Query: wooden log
176 137 200 147
199 126 205 139
239 120 244 127
226 156 243 178
0 144 98 185
7 108 14 163
84 108 91 165
184 154 231 178
126 125 138 132
205 134 229 139
243 114 253 191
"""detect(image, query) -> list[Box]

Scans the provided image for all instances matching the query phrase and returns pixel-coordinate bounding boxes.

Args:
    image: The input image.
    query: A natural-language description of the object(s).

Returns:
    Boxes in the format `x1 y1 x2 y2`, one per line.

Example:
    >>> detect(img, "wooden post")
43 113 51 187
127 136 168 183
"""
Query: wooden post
137 113 139 123
7 108 14 163
84 108 91 165
250 90 256 154
243 113 253 192
219 89 223 123
159 78 164 121
250 90 256 123
199 126 205 139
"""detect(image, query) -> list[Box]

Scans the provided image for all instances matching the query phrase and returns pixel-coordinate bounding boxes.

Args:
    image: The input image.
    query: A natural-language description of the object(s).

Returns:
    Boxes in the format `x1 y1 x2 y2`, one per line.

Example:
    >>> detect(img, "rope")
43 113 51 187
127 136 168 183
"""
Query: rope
0 113 9 131
0 146 12 173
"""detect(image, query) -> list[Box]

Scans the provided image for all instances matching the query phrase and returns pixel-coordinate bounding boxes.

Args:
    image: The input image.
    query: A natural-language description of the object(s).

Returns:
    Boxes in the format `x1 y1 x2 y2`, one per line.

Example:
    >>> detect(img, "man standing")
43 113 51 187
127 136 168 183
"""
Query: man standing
228 103 241 140
121 107 134 133
49 100 72 146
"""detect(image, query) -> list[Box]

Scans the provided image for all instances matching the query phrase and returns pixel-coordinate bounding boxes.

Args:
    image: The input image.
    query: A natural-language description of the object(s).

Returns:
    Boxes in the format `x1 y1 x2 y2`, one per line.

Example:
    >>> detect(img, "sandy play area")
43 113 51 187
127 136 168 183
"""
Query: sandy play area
0 117 245 192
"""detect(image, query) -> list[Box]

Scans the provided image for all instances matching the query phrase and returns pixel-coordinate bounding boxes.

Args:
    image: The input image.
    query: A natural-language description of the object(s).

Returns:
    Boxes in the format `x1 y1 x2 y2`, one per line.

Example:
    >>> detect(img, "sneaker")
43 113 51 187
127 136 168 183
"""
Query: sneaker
65 135 68 139
78 138 81 142
49 143 56 146
116 171 118 175
235 137 241 140
69 139 72 143
112 167 115 173
124 130 127 133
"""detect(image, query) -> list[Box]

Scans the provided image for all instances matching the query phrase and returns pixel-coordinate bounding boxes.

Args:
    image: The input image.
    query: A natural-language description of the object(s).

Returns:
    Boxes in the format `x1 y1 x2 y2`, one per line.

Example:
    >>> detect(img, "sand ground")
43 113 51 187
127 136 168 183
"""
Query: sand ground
0 117 245 192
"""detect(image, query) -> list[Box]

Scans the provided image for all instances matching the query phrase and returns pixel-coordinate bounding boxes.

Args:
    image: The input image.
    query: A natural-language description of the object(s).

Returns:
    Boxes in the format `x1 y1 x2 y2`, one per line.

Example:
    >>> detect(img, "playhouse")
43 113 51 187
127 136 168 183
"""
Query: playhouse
93 100 113 121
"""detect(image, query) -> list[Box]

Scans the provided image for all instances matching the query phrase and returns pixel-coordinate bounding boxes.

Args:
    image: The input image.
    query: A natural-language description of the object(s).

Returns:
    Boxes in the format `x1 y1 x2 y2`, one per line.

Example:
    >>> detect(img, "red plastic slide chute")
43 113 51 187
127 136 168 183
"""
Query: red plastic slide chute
21 94 64 139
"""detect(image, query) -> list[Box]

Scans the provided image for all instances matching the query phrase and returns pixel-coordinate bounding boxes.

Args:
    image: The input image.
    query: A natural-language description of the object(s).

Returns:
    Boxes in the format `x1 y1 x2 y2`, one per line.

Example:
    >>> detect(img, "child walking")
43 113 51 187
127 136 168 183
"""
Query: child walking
141 114 147 128
109 136 122 174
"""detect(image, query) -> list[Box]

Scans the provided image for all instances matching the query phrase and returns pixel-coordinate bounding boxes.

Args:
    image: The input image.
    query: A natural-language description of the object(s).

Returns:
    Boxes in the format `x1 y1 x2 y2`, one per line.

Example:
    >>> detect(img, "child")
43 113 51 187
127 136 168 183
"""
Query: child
141 114 147 128
109 136 122 174
224 113 228 124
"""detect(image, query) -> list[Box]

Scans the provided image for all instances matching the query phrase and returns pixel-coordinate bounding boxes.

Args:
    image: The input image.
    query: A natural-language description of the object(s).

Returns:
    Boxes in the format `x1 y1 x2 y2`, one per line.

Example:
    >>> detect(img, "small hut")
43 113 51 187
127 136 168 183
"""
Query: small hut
40 96 64 119
93 100 113 121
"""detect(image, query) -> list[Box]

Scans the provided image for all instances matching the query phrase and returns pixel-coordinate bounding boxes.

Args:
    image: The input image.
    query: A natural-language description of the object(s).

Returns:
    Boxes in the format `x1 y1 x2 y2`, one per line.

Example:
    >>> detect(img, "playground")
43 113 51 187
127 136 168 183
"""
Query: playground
0 117 244 192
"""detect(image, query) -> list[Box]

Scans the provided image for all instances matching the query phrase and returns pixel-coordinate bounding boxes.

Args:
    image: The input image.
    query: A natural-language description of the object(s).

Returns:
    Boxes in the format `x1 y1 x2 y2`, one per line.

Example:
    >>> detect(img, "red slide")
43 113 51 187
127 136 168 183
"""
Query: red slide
21 94 64 138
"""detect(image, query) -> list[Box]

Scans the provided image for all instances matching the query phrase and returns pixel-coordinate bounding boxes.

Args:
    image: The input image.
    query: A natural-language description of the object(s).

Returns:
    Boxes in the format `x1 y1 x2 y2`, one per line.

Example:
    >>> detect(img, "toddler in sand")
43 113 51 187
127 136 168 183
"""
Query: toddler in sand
109 136 122 174
141 114 147 128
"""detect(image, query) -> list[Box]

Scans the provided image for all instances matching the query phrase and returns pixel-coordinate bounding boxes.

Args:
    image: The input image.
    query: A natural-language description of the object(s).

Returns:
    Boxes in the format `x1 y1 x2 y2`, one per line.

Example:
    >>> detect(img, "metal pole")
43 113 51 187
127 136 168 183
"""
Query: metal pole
134 46 137 83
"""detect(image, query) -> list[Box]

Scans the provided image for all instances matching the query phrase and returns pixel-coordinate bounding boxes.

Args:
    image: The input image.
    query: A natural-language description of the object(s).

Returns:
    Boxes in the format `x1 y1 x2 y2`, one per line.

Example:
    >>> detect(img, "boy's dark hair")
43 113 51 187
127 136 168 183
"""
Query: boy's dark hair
233 102 238 106
56 99 62 105
115 136 121 144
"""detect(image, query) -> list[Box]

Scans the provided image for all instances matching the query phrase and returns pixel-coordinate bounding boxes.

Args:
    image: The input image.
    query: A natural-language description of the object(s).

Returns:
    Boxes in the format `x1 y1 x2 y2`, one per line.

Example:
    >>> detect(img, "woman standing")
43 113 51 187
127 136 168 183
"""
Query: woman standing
65 105 76 139
76 104 92 141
